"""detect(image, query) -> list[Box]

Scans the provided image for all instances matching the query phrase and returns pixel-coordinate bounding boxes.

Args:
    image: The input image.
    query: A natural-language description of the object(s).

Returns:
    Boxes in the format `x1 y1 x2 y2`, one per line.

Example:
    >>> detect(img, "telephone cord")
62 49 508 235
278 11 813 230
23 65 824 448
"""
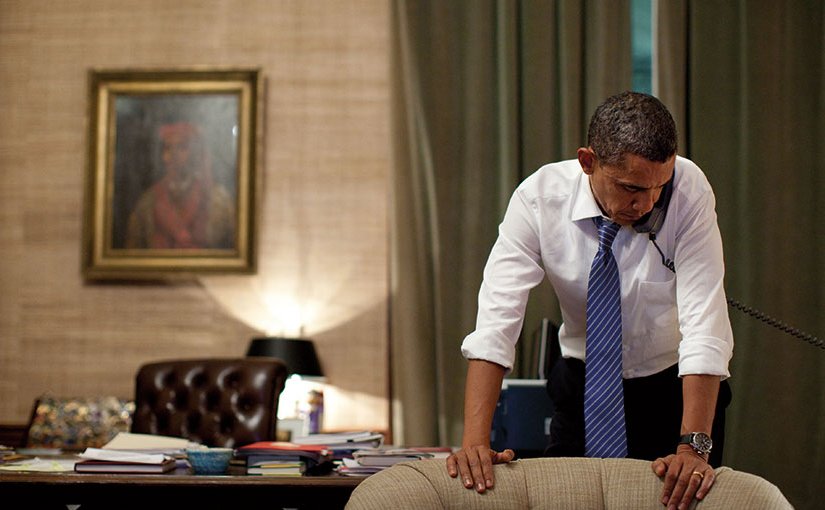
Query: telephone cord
650 235 823 350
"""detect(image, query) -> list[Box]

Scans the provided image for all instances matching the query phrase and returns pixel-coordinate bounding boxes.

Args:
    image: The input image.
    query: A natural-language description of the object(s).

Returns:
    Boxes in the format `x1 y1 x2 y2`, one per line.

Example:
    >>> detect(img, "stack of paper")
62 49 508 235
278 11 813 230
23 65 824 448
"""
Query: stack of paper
352 448 435 466
0 446 25 465
81 432 197 471
292 431 384 447
101 432 197 454
291 431 384 459
339 457 384 476
338 447 439 476
74 448 176 474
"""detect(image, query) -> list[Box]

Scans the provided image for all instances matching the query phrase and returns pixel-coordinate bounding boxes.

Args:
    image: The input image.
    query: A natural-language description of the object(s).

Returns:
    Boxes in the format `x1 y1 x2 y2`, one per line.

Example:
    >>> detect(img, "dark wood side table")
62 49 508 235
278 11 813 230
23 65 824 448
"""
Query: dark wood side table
0 469 365 510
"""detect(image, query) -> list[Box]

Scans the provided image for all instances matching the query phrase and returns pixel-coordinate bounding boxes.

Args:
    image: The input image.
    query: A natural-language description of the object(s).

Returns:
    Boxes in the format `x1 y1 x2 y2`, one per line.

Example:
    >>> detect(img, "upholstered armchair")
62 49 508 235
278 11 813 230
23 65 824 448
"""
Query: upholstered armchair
346 457 793 510
131 358 287 448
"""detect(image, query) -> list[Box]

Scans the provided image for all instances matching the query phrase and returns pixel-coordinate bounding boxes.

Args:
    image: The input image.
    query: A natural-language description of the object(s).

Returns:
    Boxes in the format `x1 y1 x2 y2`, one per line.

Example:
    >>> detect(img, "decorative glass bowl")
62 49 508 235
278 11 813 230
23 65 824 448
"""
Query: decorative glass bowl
186 447 234 475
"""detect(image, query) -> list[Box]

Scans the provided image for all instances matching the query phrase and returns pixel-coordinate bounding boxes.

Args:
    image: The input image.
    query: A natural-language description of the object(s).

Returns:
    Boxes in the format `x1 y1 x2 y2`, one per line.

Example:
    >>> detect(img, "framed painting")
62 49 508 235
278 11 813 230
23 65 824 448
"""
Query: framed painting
82 68 262 279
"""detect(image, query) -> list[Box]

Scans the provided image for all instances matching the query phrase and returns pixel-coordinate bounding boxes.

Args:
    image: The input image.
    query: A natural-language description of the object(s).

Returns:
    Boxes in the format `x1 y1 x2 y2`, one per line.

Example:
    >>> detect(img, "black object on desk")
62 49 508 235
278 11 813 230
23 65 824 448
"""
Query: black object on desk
490 379 555 458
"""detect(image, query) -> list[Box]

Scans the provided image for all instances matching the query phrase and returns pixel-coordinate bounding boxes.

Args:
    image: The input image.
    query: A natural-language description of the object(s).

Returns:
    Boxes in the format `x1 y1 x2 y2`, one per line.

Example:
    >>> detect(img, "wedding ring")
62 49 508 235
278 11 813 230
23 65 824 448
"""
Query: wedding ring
692 471 704 481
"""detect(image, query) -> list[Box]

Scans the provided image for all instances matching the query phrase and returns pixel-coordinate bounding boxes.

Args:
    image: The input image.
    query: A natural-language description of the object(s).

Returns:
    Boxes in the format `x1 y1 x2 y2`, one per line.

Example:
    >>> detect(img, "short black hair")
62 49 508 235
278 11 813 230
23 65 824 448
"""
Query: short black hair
587 91 677 166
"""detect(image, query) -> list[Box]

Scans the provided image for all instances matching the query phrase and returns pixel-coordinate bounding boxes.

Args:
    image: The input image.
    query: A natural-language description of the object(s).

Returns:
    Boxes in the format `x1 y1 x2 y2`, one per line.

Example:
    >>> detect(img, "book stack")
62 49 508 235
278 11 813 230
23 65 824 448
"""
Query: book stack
338 447 446 476
0 446 25 465
291 431 384 461
80 431 195 472
234 441 333 476
246 458 305 476
74 448 176 474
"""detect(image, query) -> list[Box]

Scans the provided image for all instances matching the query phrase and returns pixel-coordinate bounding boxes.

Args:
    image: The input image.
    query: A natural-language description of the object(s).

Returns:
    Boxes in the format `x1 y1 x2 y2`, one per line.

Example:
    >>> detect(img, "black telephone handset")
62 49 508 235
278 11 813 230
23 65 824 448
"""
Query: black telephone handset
632 171 823 350
632 173 674 237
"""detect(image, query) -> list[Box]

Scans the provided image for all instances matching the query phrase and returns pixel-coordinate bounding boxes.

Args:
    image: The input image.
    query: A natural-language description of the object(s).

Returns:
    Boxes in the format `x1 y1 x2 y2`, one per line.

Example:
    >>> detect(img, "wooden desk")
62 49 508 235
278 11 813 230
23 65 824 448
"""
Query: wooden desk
0 469 365 509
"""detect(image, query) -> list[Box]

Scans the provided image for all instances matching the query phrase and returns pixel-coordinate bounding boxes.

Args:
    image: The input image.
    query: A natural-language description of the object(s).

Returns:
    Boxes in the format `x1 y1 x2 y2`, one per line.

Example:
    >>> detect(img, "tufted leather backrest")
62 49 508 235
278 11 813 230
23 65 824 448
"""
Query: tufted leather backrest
131 358 287 448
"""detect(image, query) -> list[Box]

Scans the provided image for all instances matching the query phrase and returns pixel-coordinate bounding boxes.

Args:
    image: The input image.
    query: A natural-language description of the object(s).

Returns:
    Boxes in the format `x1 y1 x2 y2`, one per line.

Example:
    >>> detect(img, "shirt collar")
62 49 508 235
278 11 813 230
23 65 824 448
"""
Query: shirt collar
570 171 604 222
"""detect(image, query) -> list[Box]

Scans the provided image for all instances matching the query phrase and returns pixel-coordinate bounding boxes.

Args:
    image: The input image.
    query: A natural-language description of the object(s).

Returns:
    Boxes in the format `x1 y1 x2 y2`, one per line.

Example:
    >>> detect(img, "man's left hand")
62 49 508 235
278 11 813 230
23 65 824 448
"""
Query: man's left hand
651 446 714 510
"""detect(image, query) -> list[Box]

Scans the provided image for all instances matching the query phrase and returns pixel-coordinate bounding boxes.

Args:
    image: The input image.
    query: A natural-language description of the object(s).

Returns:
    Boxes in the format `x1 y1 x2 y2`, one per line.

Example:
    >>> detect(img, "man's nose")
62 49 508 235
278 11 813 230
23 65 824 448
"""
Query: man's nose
633 190 658 213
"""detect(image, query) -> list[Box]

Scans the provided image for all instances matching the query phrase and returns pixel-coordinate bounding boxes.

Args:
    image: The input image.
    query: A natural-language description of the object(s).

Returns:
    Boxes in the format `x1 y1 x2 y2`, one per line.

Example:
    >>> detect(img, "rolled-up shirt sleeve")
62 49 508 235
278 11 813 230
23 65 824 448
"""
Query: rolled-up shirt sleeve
461 189 546 372
673 168 734 378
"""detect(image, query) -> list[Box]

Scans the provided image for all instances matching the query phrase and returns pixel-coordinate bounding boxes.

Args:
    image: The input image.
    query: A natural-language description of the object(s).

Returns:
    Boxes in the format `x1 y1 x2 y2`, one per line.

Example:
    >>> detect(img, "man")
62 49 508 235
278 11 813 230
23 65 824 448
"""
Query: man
125 121 235 250
446 91 733 510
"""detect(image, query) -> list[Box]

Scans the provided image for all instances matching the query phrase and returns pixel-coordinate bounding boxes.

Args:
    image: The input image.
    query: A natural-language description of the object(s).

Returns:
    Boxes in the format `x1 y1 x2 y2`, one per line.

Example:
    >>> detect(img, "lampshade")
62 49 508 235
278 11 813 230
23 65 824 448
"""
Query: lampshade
246 337 324 378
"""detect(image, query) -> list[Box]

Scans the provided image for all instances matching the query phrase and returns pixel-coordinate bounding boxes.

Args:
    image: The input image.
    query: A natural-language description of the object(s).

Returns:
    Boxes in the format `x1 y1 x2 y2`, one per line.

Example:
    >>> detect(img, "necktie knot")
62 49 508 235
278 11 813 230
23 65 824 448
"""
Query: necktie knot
596 218 621 252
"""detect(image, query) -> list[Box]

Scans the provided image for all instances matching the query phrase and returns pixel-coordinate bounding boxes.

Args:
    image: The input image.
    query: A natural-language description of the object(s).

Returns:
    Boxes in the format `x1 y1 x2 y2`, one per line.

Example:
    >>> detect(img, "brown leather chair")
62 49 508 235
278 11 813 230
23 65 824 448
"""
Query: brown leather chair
131 358 288 448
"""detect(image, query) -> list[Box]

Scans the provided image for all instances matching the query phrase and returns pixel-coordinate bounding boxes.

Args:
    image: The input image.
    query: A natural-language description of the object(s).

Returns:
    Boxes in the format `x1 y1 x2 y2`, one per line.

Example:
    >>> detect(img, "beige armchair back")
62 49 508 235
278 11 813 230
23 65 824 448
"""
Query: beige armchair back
346 457 792 509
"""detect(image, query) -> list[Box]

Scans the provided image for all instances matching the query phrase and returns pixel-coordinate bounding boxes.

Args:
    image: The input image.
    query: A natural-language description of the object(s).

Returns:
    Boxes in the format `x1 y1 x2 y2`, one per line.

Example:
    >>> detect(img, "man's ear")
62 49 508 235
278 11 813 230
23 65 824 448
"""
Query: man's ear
577 147 596 175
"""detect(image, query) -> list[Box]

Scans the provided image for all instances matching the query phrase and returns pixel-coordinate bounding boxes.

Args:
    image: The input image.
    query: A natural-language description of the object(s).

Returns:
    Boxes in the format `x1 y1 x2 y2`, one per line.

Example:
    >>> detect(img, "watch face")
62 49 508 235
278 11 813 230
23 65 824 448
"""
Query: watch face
692 432 713 453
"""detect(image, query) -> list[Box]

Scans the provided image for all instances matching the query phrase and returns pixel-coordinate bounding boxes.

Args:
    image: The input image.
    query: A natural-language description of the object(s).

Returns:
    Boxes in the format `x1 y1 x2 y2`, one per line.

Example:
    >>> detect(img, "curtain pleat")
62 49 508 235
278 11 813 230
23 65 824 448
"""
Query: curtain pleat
390 0 631 448
659 2 825 508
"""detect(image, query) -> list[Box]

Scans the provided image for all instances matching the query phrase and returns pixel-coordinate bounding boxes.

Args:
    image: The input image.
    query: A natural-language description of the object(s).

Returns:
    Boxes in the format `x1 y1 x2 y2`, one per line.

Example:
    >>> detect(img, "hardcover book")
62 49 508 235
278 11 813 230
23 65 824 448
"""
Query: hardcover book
74 457 176 474
235 442 331 462
75 447 177 474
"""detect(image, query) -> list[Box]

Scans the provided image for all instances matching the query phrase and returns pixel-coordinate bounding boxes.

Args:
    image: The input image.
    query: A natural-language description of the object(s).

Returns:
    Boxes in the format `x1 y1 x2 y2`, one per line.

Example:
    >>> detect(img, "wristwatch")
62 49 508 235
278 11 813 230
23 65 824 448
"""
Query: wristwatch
679 432 713 456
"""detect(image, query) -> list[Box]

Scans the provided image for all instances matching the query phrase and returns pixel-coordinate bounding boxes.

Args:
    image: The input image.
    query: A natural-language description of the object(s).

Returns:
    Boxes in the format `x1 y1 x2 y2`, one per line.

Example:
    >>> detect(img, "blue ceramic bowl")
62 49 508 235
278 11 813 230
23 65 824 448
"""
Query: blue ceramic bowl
186 447 234 475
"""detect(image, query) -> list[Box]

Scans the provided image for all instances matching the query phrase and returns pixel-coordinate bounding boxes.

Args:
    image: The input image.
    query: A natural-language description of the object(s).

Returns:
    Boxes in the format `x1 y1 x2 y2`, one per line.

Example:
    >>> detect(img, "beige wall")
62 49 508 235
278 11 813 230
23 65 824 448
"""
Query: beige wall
0 0 390 433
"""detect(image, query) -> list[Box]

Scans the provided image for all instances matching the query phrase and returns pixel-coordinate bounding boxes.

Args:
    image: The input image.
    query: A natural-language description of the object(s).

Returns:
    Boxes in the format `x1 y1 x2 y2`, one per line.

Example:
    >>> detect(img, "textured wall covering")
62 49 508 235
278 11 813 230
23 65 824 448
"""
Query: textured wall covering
0 0 390 432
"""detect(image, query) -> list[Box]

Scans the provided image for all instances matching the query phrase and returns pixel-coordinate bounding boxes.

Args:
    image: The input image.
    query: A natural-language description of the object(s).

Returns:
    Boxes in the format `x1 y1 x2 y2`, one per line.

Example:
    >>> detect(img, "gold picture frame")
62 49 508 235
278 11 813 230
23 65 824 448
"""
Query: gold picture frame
82 68 262 279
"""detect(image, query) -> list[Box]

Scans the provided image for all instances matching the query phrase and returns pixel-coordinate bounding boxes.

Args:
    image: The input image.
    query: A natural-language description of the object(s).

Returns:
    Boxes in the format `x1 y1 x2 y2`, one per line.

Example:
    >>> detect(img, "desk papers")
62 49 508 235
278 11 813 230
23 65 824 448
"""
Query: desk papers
0 457 77 472
79 448 169 464
101 432 195 453
291 431 384 449
291 431 385 461
337 447 443 476
74 448 176 473
351 448 435 467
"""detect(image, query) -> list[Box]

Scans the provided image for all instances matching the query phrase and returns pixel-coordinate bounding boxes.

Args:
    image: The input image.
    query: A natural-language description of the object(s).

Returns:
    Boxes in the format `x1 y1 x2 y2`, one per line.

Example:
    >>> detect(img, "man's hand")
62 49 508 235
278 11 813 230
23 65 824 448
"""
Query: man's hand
450 360 511 492
446 445 515 493
652 447 715 510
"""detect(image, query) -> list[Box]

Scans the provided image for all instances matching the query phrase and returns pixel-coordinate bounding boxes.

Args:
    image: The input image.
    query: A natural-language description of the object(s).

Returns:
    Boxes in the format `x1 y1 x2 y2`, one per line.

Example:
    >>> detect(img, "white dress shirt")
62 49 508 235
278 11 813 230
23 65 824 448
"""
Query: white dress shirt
461 156 733 379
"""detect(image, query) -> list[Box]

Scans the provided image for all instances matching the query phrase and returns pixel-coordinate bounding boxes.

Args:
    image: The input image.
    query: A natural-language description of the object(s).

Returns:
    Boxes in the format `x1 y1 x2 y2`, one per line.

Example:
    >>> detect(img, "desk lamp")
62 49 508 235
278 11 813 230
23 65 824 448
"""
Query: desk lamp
246 337 325 436
246 337 324 379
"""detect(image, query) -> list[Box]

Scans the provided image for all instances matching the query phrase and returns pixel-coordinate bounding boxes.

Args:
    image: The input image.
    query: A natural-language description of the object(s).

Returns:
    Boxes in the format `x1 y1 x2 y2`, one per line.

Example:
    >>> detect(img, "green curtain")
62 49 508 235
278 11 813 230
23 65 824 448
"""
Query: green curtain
657 2 824 508
390 0 631 448
393 2 825 507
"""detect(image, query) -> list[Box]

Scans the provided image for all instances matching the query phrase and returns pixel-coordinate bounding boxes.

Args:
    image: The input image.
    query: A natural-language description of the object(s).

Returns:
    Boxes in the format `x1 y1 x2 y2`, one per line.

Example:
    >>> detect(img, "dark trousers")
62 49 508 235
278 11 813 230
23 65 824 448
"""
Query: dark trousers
544 357 731 467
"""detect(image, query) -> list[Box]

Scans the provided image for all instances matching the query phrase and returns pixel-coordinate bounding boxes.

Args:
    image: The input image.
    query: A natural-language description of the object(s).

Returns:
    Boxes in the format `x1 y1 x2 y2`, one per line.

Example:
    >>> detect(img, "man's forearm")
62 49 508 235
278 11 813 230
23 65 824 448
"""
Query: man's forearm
448 358 513 493
680 374 720 436
462 359 507 447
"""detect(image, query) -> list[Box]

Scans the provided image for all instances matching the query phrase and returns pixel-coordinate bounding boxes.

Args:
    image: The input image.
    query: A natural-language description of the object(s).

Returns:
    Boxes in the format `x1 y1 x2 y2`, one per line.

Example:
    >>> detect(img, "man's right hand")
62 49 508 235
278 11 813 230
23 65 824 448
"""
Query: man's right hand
446 445 515 493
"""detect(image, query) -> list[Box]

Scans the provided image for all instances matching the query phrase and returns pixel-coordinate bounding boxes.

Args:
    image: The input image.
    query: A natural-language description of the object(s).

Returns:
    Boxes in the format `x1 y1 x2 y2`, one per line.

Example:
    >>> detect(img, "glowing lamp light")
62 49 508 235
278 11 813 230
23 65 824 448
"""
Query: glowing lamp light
246 337 326 432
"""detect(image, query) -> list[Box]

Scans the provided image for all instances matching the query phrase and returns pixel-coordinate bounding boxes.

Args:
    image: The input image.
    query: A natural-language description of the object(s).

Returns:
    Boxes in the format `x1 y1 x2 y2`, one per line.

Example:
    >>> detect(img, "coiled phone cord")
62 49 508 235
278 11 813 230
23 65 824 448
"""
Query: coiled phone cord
725 298 824 350
650 235 823 350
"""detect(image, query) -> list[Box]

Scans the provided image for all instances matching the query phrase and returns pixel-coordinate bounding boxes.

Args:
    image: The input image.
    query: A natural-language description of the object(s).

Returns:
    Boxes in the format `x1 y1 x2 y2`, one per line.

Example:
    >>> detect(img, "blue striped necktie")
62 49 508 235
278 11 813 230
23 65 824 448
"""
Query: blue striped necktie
584 218 627 458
